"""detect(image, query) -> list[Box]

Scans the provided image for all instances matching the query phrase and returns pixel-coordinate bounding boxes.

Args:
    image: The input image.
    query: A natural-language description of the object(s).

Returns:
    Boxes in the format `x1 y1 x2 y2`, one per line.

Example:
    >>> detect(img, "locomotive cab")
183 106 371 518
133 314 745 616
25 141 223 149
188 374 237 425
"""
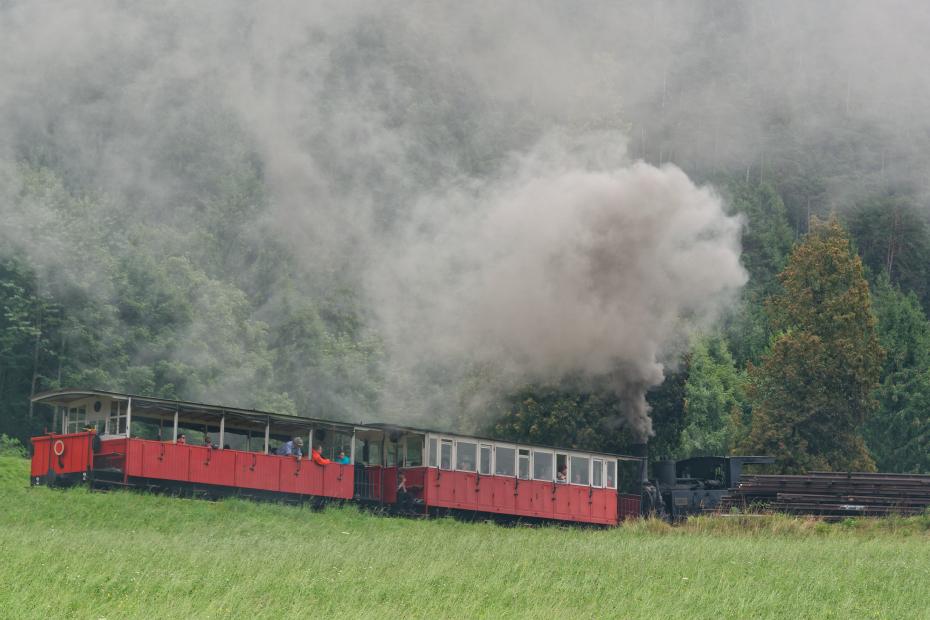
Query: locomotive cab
657 455 775 519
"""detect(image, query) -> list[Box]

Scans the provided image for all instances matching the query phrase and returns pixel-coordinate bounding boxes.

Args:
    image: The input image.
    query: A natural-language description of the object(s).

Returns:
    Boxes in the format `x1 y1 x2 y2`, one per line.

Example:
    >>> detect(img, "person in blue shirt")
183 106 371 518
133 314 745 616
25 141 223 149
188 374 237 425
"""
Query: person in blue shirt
336 449 350 465
276 436 303 457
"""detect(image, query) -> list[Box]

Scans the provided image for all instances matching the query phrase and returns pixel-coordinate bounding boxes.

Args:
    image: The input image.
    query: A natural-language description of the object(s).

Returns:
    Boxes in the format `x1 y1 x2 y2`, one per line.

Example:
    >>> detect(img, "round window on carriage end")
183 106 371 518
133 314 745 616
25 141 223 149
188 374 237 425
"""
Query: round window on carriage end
94 401 102 412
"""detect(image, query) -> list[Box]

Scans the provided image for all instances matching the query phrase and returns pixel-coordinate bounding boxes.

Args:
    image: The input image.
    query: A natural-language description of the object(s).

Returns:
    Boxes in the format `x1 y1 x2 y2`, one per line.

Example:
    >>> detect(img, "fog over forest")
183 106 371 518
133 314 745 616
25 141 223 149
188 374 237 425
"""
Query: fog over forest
2 2 930 458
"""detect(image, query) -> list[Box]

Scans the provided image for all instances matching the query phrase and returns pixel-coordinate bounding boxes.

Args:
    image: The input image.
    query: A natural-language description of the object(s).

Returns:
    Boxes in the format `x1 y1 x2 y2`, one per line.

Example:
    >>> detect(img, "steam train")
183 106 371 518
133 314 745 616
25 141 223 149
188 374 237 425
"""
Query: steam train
28 388 769 524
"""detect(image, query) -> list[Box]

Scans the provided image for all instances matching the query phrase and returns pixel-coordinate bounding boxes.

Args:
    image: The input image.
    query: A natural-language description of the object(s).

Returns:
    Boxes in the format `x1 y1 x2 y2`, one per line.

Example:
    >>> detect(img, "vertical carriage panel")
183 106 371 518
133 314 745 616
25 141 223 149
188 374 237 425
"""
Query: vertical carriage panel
586 488 602 523
140 440 191 481
588 487 605 521
580 486 595 521
436 468 447 503
449 471 462 505
549 482 560 519
514 479 535 515
30 436 50 477
188 446 236 487
343 465 356 499
278 457 314 495
457 472 479 510
308 459 325 496
424 468 438 505
537 481 553 516
469 473 484 509
553 484 572 519
433 468 456 504
322 463 353 499
595 488 616 523
235 452 280 491
579 486 595 522
602 489 619 523
475 474 495 511
531 480 554 516
125 437 144 477
493 476 516 512
340 464 356 498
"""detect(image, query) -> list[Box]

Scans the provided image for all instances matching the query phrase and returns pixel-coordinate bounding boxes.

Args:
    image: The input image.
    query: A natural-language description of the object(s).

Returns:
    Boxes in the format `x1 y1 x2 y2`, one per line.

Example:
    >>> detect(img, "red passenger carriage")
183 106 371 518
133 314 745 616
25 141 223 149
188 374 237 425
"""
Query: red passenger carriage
30 389 355 501
355 424 642 524
30 389 643 525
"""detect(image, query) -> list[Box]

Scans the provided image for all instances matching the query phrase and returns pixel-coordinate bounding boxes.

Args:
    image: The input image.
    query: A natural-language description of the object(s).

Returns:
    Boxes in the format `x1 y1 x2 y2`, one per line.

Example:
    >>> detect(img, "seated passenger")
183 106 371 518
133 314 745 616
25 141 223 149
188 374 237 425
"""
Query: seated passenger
203 434 215 449
556 465 567 482
336 450 351 465
276 436 304 457
177 433 187 444
311 444 332 465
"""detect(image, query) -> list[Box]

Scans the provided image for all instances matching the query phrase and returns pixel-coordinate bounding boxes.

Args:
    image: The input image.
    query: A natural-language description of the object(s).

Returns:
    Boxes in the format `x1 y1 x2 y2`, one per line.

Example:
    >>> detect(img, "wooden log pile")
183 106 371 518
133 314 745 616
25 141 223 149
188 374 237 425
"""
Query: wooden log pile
721 471 930 518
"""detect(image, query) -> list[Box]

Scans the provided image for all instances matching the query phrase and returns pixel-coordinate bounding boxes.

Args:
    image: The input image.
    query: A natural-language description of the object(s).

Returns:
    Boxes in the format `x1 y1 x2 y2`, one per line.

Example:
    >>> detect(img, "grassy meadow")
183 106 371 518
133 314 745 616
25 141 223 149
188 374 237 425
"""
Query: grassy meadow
0 455 928 619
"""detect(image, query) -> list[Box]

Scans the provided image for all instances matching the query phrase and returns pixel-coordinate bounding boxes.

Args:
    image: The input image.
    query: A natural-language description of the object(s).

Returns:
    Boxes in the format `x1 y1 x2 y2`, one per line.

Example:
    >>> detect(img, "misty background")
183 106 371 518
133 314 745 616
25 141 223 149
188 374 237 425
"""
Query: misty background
3 1 930 457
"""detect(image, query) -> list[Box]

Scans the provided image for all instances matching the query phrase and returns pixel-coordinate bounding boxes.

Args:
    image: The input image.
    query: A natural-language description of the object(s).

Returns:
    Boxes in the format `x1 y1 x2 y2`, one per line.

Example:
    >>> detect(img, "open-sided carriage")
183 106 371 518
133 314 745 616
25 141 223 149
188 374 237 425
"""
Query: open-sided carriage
30 389 355 501
29 389 643 525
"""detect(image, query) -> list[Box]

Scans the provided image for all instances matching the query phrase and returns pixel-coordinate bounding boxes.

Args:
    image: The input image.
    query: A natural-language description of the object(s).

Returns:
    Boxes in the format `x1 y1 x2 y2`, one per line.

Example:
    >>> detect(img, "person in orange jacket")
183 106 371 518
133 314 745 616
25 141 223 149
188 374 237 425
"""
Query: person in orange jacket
311 444 332 465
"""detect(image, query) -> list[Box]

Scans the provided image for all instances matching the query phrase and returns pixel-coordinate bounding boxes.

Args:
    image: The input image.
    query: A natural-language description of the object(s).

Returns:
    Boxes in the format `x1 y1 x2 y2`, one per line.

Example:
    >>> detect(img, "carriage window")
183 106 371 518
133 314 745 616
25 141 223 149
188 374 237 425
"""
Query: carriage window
556 454 567 482
592 458 604 487
533 451 553 481
518 449 530 479
456 441 477 471
570 456 590 485
107 401 127 436
429 438 438 467
405 436 423 467
495 446 515 476
440 440 453 470
606 461 617 489
66 407 87 434
369 441 382 466
479 444 492 475
386 442 397 467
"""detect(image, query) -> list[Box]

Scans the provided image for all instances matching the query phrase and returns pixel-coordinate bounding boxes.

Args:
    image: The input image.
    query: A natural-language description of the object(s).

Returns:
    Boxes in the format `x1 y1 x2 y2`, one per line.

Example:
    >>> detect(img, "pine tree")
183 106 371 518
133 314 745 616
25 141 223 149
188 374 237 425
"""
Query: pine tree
742 217 883 472
866 275 930 472
679 336 745 458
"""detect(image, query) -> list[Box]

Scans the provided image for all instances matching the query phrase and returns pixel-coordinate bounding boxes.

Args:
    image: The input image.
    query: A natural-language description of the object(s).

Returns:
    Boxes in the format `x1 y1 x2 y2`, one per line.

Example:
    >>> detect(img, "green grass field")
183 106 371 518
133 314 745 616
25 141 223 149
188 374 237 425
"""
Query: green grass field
1 455 928 619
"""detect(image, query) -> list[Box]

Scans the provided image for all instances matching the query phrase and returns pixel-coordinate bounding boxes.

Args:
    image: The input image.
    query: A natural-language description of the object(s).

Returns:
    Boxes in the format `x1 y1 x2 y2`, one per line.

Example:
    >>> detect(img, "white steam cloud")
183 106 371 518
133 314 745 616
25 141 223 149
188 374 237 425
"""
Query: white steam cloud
370 136 746 438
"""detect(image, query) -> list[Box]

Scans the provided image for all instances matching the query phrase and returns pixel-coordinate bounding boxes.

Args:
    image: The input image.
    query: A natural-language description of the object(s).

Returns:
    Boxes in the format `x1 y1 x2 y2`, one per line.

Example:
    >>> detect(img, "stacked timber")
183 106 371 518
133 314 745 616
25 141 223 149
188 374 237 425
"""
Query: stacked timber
721 471 930 518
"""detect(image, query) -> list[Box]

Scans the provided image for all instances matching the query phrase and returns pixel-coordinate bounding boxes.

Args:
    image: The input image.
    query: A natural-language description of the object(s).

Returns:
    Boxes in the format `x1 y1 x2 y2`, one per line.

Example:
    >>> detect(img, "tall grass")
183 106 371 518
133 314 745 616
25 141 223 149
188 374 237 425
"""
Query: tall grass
0 455 927 619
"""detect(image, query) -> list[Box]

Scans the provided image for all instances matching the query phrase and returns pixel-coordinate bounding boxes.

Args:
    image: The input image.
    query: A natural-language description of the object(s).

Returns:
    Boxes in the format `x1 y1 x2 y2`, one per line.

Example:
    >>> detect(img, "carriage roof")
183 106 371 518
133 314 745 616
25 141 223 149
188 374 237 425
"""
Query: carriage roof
33 388 641 461
31 388 359 432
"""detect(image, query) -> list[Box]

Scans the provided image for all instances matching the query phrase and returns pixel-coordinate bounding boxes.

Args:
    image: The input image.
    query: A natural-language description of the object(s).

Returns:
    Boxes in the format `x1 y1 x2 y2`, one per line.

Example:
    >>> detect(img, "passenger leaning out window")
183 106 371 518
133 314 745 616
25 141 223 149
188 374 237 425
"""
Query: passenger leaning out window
311 444 332 465
276 436 304 458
